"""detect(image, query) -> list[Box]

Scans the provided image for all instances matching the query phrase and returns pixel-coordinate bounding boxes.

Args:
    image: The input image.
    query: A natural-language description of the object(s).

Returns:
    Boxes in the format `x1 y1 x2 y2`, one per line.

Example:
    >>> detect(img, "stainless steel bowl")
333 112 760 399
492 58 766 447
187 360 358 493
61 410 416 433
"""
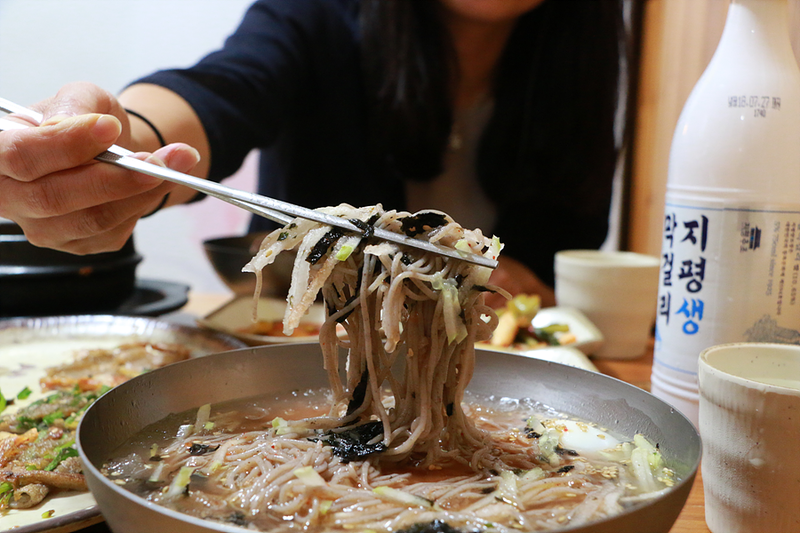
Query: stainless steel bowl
78 345 700 533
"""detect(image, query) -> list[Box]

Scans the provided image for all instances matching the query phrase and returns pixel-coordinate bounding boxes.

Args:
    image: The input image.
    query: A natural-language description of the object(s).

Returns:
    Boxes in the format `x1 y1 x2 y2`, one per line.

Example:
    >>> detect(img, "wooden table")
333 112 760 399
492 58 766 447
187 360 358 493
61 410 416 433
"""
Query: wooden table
78 292 709 533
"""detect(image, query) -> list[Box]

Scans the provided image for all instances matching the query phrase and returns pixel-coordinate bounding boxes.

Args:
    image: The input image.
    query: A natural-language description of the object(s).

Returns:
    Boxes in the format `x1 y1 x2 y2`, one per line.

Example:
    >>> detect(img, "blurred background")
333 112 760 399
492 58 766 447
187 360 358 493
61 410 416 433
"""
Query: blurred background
8 0 800 298
0 0 631 296
0 0 255 294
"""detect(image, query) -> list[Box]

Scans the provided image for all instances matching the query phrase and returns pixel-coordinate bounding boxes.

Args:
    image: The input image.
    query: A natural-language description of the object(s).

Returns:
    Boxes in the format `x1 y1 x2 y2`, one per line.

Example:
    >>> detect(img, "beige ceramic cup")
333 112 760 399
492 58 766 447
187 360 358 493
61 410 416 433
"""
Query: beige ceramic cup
554 250 660 359
699 343 800 533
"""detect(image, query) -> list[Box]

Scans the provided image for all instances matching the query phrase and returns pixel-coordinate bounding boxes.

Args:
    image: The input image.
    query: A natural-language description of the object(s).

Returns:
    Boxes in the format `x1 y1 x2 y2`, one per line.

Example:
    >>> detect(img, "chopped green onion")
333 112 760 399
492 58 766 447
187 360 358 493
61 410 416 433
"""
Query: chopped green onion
0 388 6 414
16 386 32 400
335 244 355 261
0 481 13 494
44 441 79 471
41 510 55 519
42 410 64 427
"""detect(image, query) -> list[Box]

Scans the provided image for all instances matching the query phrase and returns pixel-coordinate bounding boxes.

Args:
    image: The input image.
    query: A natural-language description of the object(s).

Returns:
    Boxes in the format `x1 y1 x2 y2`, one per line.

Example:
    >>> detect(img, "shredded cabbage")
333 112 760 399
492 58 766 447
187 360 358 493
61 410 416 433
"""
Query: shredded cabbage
373 486 434 508
164 466 194 499
293 466 326 487
630 434 663 493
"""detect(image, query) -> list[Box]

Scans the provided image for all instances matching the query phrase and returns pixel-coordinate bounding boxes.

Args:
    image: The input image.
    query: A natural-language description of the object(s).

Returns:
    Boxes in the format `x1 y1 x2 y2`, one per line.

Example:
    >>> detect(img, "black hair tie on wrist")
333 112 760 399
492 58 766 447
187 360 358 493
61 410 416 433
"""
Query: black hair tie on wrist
124 108 167 148
125 108 170 217
143 191 171 218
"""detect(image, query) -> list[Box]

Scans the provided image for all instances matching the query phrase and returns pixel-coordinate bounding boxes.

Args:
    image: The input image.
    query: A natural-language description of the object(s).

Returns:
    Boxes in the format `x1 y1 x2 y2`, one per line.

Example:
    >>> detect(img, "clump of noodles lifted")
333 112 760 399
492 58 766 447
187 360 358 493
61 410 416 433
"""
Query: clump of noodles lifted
243 204 504 468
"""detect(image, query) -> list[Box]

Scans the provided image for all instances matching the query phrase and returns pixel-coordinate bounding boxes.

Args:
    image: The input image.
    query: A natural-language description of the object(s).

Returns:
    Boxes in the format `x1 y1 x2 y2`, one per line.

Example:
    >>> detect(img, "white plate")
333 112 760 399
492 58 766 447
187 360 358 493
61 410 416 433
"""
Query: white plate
531 306 604 355
510 345 598 372
0 315 244 533
198 296 327 346
478 306 604 357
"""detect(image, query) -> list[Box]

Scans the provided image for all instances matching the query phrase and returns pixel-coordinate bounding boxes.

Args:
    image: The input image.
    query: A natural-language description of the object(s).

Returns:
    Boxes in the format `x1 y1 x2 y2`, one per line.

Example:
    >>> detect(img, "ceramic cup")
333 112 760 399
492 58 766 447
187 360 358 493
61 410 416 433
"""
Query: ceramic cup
699 343 800 533
554 250 660 359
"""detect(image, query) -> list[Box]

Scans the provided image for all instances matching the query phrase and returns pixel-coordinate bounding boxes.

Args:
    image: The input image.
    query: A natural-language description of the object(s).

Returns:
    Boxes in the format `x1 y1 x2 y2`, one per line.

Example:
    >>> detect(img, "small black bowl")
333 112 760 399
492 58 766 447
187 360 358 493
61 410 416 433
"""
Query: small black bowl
203 233 294 297
0 222 142 317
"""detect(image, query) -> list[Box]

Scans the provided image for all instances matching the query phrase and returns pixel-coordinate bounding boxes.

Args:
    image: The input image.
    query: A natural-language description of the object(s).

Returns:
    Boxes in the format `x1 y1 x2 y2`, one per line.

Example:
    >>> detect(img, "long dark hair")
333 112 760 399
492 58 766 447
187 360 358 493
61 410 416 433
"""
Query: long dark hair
360 0 624 187
360 0 454 180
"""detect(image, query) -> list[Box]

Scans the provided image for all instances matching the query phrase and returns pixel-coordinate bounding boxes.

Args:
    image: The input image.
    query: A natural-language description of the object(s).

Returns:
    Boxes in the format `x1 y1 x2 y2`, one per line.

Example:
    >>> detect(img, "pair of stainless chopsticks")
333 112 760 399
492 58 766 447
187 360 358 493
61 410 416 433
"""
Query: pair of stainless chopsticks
0 97 497 268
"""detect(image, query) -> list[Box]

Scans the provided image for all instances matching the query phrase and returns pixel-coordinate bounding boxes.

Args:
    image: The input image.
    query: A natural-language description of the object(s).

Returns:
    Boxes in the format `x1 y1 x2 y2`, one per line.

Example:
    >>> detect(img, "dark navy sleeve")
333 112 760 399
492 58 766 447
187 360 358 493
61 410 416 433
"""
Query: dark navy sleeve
133 0 359 181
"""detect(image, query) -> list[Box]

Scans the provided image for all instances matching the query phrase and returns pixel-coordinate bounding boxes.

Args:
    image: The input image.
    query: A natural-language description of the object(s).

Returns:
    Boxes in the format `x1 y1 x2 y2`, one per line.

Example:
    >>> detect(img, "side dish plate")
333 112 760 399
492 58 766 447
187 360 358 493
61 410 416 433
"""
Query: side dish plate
477 306 604 356
532 306 605 355
197 296 328 345
0 315 245 533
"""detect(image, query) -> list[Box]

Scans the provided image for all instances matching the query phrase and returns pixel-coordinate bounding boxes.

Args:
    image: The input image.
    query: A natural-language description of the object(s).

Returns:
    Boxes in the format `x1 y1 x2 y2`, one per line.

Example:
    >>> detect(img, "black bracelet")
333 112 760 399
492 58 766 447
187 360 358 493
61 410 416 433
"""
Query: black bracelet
125 108 170 217
124 108 167 148
142 192 171 218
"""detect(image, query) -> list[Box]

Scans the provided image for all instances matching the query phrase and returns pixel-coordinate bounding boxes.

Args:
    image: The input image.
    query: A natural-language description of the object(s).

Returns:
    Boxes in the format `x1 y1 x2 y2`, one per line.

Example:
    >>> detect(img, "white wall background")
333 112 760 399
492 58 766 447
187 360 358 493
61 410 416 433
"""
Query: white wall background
0 0 257 294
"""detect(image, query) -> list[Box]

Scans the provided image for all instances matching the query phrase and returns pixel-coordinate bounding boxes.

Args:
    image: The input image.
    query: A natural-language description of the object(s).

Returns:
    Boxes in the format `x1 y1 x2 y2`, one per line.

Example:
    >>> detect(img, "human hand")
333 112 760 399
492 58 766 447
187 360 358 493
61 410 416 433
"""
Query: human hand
485 255 556 309
0 82 200 254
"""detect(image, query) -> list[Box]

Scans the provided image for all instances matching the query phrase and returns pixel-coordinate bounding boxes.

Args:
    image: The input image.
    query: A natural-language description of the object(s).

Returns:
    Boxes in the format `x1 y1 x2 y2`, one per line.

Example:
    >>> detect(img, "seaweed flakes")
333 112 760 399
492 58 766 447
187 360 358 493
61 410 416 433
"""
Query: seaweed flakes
400 253 416 266
225 512 248 526
400 212 448 237
555 446 579 457
346 370 370 417
348 217 376 239
328 293 359 323
523 427 541 439
397 519 466 533
306 228 344 264
320 420 386 463
188 443 221 456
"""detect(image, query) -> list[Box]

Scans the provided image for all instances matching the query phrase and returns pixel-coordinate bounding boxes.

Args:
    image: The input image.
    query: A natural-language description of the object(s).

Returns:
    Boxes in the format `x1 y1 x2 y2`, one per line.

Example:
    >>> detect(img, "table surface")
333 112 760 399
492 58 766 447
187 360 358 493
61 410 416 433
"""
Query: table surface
76 292 710 533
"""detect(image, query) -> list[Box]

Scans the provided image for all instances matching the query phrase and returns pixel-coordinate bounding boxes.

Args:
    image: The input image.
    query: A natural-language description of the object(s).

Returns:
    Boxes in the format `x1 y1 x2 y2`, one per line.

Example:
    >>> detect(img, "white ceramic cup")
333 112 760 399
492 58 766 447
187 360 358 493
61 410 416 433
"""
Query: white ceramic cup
554 250 660 359
699 343 800 533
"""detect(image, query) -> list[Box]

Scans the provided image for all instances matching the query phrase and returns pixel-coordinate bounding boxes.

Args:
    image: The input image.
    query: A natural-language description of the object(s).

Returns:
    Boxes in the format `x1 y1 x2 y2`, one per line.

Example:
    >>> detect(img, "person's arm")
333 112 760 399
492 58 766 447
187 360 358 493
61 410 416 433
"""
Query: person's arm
0 82 202 254
119 83 211 206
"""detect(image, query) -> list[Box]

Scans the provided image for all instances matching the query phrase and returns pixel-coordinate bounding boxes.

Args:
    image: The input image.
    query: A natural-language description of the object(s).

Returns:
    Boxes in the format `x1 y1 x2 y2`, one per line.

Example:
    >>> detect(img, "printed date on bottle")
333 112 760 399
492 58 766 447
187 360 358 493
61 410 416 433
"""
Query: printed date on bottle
727 95 781 117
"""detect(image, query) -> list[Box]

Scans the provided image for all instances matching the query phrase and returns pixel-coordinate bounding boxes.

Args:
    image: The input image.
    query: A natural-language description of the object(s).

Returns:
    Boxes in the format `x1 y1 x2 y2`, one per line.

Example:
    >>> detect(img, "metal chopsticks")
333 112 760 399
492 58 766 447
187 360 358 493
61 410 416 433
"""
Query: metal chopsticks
0 97 497 268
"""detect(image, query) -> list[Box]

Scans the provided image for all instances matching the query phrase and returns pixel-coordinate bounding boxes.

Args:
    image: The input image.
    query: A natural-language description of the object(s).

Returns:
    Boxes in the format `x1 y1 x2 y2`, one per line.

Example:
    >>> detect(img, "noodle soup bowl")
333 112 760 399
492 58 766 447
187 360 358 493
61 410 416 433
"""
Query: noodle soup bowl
78 344 701 533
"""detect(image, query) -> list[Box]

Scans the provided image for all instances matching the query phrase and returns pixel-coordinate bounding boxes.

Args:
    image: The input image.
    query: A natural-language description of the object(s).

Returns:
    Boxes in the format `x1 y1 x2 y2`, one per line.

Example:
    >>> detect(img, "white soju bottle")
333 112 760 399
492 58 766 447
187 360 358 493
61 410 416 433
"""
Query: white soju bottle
651 0 800 426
